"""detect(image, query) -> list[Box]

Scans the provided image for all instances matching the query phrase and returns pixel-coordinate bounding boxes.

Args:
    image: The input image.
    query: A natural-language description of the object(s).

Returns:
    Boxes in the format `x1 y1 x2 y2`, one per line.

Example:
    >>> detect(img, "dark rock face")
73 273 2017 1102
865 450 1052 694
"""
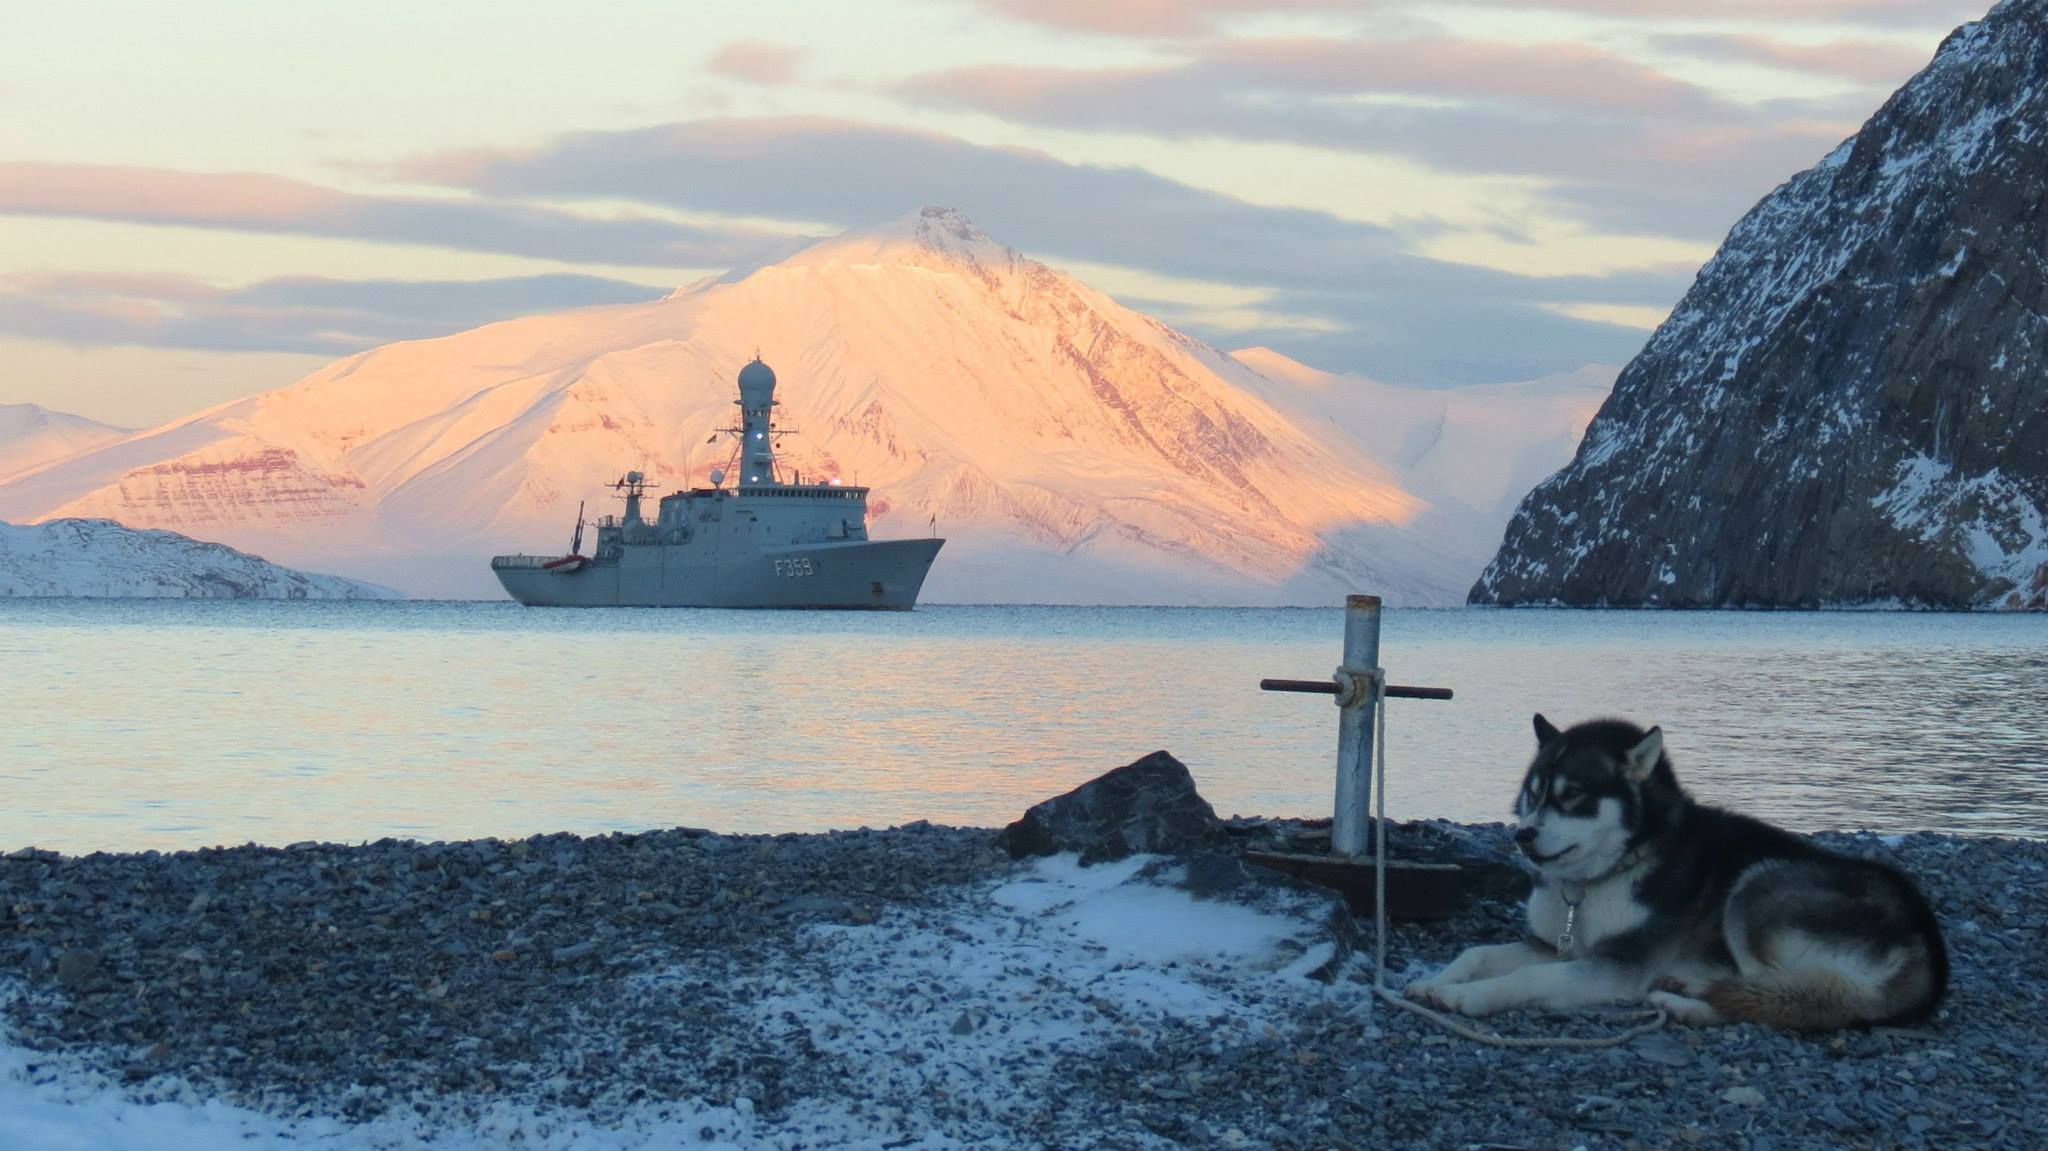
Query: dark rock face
1474 0 2048 610
996 750 1229 863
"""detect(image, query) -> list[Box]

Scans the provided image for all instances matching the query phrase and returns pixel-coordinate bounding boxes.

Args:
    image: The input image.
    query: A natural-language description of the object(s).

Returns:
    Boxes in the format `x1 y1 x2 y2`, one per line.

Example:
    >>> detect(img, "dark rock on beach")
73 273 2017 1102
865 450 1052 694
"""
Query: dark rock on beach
995 748 1229 863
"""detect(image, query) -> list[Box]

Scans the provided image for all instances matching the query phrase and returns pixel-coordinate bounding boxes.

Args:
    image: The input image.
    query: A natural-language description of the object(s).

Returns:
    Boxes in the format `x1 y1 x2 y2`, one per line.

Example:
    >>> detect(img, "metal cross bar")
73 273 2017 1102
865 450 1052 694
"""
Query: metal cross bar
1259 679 1454 701
1261 594 1452 858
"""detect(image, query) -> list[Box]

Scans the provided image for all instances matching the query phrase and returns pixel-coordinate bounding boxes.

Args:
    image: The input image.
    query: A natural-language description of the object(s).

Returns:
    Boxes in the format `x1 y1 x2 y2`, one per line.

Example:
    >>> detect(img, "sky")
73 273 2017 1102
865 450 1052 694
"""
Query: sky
0 0 1995 427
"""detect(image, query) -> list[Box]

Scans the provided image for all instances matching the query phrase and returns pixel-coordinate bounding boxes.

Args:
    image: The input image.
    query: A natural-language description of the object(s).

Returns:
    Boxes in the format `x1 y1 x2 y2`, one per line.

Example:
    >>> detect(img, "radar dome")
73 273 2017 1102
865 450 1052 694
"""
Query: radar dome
738 357 776 390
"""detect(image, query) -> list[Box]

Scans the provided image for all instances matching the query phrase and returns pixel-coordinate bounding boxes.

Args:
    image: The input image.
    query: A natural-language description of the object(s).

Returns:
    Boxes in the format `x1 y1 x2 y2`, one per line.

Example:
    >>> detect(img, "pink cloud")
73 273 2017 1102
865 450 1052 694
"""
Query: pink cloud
706 41 807 85
0 162 788 268
956 0 1986 34
0 163 337 226
1202 36 1721 117
975 0 1372 36
1509 0 1982 23
1652 32 1936 85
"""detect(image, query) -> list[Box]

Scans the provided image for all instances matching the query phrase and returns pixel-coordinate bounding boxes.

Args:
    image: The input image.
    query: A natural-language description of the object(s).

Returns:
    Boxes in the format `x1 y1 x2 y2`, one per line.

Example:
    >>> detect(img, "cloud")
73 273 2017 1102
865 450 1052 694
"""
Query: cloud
952 0 1988 34
1650 32 1936 85
1495 0 1986 27
0 271 660 355
403 116 1689 383
0 162 791 270
706 42 807 85
967 0 1372 36
897 36 1868 241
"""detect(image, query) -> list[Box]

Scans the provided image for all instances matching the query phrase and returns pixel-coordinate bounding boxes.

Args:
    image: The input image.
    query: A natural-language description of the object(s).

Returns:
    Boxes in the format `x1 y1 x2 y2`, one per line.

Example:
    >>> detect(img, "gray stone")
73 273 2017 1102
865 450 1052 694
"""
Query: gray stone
995 750 1228 864
766 894 854 918
549 941 597 964
56 950 100 987
1473 0 2048 610
1630 1033 1696 1068
1721 1086 1765 1108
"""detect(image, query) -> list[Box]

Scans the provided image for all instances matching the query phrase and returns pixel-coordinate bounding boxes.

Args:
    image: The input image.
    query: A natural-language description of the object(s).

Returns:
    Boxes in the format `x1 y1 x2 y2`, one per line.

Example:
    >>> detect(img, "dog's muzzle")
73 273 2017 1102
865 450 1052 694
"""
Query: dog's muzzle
1514 828 1577 865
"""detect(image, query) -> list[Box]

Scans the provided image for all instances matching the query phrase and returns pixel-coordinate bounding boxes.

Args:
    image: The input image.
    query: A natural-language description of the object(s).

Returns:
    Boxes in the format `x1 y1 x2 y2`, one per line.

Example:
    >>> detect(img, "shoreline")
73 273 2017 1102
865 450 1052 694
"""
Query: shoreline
3 819 2042 1149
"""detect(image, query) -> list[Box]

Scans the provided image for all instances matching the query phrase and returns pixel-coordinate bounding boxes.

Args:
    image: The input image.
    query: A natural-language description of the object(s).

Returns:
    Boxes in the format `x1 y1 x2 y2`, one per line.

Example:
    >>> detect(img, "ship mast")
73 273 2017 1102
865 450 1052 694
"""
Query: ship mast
735 356 779 488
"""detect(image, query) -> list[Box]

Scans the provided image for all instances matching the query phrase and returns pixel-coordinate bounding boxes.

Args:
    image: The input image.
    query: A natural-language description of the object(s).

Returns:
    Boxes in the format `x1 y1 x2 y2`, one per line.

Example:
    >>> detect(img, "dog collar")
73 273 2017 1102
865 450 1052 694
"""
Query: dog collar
1554 845 1650 955
1556 891 1583 954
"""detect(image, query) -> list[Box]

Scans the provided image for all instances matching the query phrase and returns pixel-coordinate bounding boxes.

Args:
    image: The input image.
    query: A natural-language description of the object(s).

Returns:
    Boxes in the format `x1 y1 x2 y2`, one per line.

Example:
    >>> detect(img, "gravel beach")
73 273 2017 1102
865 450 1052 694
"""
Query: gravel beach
2 820 2042 1150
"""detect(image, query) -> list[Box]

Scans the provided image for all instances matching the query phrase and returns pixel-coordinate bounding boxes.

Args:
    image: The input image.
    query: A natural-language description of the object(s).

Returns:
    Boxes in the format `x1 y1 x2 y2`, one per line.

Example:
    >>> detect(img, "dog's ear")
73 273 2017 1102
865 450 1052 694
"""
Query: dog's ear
1533 713 1562 747
1624 726 1664 783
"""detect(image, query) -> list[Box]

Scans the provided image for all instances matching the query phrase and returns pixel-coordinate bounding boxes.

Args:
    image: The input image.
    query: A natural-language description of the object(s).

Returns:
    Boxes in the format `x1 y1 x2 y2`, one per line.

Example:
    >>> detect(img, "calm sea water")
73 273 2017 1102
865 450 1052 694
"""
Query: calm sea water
1 600 2043 853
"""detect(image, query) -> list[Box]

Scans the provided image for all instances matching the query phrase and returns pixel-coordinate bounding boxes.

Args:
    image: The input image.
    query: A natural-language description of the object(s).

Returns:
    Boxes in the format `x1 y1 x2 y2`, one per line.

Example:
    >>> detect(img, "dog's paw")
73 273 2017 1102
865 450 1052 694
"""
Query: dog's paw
1651 975 1702 997
1647 988 1722 1026
1421 981 1499 1018
1403 979 1442 1006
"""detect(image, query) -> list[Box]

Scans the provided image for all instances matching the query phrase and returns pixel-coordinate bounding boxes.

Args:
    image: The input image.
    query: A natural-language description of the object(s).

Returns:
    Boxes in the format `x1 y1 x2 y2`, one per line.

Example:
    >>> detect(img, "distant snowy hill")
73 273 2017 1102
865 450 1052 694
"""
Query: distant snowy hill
0 404 131 483
1476 0 2048 609
0 209 1608 605
1228 350 1612 524
0 519 397 599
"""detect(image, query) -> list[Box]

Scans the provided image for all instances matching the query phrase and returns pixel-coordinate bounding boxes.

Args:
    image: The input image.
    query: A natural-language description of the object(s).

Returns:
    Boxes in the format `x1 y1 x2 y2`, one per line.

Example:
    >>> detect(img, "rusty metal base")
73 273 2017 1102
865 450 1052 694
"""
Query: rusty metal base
1243 851 1469 920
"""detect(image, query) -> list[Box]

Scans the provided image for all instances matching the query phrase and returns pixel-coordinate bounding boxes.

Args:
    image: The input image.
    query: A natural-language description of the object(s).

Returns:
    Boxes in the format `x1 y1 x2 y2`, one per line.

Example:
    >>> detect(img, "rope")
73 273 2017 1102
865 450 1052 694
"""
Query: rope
1360 666 1667 1049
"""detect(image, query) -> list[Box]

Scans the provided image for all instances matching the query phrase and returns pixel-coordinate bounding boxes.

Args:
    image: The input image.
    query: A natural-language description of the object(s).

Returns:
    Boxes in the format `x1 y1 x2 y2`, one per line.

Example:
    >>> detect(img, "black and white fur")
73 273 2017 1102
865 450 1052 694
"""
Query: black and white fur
1405 715 1949 1030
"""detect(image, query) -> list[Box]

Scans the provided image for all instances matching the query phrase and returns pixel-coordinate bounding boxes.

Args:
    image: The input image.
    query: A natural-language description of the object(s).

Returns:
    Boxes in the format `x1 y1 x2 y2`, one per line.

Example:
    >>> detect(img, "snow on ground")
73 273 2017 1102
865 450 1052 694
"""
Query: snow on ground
0 855 1361 1149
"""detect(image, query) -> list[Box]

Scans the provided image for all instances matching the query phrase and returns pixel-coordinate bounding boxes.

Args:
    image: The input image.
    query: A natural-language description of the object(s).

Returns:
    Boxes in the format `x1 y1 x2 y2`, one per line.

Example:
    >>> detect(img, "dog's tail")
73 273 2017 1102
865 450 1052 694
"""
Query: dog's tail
1701 971 1882 1031
1703 941 1943 1031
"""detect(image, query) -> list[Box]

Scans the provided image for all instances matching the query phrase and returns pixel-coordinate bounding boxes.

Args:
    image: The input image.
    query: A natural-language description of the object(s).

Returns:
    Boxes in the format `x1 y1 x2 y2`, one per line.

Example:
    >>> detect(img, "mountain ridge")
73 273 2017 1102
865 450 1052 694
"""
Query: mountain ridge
1 208 1608 605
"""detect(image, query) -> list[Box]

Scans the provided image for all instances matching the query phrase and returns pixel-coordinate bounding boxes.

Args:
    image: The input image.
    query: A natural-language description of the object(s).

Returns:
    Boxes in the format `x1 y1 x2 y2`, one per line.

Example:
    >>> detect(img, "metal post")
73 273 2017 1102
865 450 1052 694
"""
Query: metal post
1333 594 1382 857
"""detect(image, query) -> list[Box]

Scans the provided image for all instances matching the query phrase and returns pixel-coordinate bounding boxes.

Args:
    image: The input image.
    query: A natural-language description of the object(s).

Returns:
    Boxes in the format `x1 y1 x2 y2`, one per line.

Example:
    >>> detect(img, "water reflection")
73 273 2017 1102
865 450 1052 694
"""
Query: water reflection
0 600 2042 853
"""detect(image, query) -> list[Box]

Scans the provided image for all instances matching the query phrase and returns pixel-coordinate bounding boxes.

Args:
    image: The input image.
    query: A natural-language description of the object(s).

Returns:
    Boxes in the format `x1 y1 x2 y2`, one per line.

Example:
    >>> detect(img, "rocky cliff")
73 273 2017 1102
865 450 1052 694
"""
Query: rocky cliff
1473 0 2048 610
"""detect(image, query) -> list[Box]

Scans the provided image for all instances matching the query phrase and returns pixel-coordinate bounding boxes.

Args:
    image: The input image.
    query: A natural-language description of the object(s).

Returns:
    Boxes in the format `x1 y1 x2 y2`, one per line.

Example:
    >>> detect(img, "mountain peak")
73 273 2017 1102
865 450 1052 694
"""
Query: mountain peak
898 205 995 250
0 403 133 484
781 206 1020 274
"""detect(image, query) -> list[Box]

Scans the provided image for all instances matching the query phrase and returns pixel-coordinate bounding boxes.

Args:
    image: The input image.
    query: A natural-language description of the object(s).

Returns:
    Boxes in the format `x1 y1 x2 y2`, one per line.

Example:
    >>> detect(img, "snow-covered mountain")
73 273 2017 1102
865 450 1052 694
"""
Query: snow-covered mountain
0 404 131 483
0 519 396 599
0 209 1607 605
1475 0 2048 610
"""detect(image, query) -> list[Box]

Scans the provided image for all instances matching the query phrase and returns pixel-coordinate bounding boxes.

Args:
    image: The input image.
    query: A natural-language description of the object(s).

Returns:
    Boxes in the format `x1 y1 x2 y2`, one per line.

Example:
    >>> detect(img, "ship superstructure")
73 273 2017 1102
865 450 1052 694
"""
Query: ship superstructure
491 358 943 608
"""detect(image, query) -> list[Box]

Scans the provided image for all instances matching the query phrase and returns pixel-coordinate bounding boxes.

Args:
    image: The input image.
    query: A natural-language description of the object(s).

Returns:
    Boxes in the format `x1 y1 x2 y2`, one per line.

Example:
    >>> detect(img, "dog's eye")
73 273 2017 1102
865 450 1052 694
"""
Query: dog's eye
1553 784 1579 802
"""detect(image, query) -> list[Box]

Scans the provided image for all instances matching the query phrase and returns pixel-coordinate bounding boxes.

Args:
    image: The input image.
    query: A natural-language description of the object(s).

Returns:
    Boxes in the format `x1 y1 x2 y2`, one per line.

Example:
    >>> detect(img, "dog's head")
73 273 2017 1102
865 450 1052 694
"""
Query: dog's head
1512 714 1676 882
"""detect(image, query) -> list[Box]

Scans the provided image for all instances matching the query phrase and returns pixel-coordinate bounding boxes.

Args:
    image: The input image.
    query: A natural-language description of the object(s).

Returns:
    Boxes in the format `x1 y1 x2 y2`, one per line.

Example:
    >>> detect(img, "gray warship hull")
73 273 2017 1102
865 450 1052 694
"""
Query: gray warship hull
492 537 943 609
491 356 944 609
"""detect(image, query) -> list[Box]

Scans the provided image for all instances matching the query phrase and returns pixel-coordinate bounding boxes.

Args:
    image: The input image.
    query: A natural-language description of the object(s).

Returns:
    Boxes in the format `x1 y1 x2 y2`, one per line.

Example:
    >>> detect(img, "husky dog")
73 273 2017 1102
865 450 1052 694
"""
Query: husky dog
1405 715 1948 1030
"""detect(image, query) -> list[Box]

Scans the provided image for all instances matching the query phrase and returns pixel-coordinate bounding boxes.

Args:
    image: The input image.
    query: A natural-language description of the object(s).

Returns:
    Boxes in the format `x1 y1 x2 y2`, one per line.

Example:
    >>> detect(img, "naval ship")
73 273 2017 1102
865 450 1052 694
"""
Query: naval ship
491 358 944 608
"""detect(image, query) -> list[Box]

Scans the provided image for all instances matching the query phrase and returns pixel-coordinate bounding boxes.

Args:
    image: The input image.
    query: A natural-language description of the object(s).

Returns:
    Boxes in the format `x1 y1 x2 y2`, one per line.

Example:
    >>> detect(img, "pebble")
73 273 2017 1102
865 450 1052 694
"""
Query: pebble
1721 1085 1766 1107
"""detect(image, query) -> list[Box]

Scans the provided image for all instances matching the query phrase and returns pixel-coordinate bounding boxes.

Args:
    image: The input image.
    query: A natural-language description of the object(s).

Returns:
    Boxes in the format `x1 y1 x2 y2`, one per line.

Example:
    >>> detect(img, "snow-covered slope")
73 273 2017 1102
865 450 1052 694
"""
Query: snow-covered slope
1475 0 2048 609
1229 350 1613 523
0 404 131 484
0 209 1607 605
0 519 397 599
